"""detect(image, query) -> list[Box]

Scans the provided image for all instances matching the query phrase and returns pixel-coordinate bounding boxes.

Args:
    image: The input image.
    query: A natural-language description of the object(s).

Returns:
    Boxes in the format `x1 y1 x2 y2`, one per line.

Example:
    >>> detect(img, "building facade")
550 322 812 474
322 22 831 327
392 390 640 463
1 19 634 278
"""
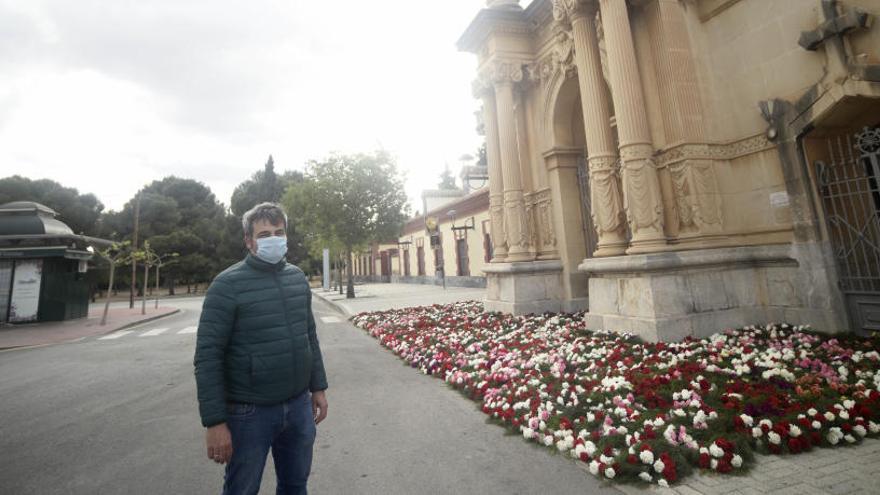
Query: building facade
353 188 492 288
459 0 880 340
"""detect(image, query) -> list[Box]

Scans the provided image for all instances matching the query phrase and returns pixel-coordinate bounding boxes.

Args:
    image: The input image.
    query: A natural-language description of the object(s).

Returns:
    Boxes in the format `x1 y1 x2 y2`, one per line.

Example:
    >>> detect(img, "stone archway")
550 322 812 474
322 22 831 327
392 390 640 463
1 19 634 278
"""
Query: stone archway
538 72 593 312
545 73 596 258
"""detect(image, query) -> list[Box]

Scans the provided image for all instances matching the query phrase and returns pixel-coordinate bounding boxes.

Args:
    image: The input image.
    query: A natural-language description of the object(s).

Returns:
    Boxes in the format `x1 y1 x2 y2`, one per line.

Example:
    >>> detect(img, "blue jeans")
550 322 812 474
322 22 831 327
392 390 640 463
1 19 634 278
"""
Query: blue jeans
222 390 316 495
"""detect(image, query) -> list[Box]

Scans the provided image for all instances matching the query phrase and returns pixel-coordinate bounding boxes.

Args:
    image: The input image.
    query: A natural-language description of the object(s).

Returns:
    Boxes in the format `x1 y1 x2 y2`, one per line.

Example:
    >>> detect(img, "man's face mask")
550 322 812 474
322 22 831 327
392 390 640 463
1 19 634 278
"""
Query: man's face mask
255 236 287 264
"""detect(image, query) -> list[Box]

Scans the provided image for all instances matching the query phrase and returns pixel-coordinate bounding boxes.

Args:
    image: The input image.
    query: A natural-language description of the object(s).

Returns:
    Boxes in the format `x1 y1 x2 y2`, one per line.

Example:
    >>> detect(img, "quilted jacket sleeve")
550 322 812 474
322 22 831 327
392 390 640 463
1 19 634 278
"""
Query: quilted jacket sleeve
194 276 237 427
307 290 329 392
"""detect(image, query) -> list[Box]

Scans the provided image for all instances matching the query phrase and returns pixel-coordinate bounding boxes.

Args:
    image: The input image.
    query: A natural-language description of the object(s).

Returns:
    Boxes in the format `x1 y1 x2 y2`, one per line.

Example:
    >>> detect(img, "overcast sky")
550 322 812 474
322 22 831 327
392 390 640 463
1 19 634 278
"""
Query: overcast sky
0 1 533 212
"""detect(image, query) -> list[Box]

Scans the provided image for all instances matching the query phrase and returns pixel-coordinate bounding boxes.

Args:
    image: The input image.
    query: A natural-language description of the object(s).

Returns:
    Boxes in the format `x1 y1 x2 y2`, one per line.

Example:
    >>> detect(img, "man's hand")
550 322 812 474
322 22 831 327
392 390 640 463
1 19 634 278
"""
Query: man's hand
206 423 233 464
312 390 328 425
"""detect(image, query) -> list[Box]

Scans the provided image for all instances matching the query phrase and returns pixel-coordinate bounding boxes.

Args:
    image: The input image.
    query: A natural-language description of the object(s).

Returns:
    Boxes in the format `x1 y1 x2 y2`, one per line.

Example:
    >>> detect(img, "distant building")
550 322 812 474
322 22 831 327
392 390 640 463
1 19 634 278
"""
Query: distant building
353 187 491 288
0 201 111 323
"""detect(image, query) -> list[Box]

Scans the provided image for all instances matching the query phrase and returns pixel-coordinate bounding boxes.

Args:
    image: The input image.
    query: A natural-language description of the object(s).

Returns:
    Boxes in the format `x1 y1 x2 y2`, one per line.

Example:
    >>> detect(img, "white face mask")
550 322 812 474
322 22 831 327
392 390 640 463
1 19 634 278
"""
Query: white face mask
255 236 287 264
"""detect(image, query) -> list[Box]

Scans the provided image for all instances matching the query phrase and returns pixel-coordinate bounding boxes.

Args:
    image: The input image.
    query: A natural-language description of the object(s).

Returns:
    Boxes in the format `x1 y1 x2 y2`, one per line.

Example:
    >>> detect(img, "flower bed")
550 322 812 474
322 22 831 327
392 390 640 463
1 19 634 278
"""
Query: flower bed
351 301 880 486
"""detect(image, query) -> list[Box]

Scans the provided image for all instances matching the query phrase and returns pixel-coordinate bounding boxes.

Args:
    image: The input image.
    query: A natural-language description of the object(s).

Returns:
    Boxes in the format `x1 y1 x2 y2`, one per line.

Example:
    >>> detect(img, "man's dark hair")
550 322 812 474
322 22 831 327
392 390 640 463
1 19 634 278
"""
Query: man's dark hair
242 202 288 238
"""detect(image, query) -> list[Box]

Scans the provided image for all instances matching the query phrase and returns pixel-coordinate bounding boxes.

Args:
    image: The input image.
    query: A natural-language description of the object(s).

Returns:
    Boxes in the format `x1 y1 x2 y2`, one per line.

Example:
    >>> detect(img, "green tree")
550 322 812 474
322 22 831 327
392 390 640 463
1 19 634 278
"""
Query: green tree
224 155 310 271
230 155 303 216
103 177 227 291
0 175 104 235
438 164 458 190
283 150 409 298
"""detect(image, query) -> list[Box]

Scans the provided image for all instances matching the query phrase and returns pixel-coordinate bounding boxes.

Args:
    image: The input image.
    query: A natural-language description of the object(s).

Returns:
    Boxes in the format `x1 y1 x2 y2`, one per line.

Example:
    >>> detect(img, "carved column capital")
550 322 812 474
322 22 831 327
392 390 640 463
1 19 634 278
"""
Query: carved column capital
552 0 599 24
489 60 525 87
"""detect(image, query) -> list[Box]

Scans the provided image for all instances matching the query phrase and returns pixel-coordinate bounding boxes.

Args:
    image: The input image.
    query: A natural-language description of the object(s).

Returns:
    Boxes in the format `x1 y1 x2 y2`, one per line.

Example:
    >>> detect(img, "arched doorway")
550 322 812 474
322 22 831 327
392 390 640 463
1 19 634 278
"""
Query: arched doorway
547 74 597 259
802 97 880 333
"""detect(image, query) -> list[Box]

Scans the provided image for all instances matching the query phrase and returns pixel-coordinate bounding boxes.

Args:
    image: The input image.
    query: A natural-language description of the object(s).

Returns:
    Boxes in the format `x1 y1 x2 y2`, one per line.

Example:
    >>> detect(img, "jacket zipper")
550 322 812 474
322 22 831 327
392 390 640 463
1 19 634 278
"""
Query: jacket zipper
273 270 294 338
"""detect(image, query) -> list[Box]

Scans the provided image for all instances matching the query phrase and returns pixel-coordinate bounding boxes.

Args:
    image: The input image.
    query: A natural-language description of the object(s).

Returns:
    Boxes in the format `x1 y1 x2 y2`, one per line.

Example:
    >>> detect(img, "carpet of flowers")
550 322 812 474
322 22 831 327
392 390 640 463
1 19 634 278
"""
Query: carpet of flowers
350 301 880 486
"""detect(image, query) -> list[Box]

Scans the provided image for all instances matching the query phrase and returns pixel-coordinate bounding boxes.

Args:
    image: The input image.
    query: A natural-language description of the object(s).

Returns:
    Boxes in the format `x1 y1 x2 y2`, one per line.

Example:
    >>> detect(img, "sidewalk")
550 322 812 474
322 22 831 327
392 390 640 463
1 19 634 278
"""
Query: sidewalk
0 306 179 350
313 282 880 495
312 282 485 317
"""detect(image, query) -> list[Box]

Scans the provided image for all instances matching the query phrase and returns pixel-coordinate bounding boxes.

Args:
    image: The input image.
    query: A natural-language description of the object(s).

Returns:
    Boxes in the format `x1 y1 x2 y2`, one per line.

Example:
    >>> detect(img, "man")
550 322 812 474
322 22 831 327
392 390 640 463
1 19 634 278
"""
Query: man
194 202 328 495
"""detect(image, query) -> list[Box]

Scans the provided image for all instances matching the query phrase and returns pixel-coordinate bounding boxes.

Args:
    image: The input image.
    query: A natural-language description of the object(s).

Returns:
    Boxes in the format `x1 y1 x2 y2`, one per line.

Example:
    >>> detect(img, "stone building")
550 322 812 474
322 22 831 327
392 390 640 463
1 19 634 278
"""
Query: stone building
458 0 880 340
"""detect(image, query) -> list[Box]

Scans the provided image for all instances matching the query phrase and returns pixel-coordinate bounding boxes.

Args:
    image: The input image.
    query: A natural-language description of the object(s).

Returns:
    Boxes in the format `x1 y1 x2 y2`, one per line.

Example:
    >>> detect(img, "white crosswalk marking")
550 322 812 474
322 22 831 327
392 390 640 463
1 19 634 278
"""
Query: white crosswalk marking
140 328 168 337
178 326 197 334
99 331 134 340
320 316 341 323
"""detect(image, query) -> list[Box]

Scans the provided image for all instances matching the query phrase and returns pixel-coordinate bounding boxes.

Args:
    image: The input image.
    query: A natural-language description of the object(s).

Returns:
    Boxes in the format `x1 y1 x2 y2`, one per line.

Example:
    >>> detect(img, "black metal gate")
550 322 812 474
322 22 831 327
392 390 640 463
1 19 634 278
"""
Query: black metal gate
815 126 880 333
576 155 598 258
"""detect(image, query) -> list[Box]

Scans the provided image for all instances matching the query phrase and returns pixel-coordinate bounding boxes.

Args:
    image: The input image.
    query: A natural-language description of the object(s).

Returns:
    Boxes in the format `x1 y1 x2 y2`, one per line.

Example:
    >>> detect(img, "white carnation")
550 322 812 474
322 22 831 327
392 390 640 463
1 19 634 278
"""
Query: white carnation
653 459 665 473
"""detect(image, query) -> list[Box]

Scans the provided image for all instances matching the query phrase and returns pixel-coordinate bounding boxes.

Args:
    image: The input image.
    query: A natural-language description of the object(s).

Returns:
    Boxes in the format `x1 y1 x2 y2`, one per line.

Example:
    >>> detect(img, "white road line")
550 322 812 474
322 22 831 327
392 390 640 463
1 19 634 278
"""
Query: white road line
99 331 134 340
320 316 342 323
178 326 197 334
140 328 169 337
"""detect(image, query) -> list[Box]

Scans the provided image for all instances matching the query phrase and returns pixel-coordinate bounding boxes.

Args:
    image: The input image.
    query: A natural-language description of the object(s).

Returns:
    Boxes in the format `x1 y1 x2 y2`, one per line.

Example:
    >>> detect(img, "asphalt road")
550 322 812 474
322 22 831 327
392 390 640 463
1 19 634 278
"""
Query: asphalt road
0 296 623 495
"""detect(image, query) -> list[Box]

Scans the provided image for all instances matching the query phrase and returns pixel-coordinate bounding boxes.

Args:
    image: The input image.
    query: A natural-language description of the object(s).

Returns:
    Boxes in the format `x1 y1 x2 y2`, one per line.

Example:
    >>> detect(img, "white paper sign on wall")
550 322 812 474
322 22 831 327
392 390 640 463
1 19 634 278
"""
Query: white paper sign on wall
9 260 42 323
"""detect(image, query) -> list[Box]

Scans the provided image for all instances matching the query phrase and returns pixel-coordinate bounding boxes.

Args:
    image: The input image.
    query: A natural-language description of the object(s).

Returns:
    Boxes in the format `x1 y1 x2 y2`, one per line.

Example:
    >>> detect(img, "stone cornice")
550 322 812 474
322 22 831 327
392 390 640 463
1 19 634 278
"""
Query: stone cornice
457 8 532 53
654 134 775 168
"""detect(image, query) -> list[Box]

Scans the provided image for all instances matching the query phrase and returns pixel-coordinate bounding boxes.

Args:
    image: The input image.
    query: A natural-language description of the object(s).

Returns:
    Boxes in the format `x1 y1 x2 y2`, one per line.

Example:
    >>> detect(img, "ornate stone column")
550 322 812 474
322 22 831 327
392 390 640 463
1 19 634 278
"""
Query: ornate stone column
598 0 667 254
492 62 533 262
478 85 508 261
647 0 722 241
555 0 627 257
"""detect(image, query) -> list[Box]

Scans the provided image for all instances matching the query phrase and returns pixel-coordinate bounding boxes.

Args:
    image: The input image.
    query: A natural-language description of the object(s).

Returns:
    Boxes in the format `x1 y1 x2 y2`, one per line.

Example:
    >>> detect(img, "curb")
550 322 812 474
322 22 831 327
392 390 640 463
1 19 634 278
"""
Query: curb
311 290 352 319
0 308 183 352
110 308 182 333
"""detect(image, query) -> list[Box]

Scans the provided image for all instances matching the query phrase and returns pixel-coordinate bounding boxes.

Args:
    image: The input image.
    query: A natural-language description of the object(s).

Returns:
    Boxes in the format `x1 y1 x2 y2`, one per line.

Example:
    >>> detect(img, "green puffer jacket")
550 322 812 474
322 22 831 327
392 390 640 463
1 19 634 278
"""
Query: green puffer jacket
194 254 328 427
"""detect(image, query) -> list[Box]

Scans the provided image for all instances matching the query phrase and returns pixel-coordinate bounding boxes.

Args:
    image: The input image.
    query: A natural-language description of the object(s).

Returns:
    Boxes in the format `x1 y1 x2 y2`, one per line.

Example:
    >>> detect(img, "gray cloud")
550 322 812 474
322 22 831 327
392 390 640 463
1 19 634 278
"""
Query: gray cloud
0 0 332 136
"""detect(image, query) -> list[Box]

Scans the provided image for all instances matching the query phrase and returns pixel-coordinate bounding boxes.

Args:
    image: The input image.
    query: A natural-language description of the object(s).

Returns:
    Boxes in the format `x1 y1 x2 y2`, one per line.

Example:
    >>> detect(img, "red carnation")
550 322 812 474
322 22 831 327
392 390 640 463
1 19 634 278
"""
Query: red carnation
627 454 638 464
699 453 710 468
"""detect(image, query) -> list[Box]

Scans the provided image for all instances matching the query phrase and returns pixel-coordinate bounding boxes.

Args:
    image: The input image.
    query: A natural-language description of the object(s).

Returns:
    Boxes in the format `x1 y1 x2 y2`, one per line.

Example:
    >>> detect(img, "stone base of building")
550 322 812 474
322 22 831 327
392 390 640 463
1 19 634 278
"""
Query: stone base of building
483 260 567 315
390 275 487 288
578 243 849 342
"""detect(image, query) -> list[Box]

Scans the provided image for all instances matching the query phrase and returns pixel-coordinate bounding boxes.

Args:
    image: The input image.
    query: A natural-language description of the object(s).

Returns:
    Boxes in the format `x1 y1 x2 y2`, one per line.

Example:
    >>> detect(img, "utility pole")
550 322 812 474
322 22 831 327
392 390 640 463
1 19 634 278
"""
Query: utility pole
129 192 140 309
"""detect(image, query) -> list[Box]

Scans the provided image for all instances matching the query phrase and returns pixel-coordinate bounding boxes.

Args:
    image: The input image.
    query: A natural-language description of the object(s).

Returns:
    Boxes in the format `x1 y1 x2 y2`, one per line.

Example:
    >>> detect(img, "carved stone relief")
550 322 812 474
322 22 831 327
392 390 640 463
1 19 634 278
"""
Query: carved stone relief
489 202 508 257
504 198 532 250
668 159 723 234
587 156 626 237
655 134 775 167
533 188 557 249
620 146 665 237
